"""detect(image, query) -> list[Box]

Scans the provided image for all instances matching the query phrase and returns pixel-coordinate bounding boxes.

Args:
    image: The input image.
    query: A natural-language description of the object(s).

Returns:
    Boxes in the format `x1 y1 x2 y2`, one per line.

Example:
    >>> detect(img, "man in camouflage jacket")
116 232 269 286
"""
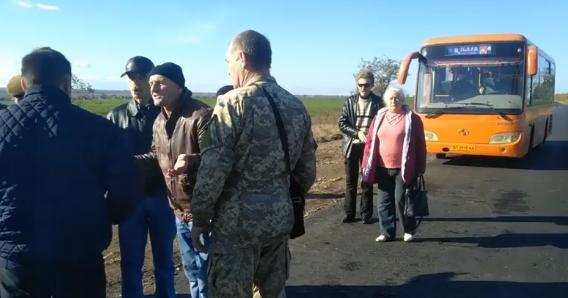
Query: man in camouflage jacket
191 30 317 298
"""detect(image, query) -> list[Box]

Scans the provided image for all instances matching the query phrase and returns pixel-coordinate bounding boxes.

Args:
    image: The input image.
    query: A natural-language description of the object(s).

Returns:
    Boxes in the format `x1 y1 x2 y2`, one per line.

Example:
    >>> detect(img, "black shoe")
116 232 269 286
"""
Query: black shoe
362 217 373 224
342 215 356 223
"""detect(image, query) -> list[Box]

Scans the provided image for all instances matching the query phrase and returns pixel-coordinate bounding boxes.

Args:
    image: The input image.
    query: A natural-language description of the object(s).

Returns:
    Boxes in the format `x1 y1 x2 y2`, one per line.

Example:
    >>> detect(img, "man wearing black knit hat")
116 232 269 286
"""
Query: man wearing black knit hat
136 62 211 298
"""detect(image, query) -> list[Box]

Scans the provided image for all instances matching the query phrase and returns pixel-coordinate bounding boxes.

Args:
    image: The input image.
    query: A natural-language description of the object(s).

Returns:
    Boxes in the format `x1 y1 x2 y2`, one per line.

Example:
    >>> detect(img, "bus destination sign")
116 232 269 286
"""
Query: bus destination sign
446 44 493 56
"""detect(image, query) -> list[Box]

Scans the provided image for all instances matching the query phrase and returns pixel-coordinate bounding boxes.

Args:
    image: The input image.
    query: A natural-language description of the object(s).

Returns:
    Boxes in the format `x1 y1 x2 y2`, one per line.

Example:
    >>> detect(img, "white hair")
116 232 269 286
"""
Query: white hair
382 86 405 105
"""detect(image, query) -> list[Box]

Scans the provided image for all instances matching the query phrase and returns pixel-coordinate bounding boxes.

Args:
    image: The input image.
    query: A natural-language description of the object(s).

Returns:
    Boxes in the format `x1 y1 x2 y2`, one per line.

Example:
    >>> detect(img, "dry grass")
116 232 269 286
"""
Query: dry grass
311 112 342 143
555 93 568 104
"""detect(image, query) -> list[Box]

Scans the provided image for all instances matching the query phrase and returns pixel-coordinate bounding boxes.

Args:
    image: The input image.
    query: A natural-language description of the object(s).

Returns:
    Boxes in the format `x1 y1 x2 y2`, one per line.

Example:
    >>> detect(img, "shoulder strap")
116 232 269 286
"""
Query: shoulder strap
261 87 291 173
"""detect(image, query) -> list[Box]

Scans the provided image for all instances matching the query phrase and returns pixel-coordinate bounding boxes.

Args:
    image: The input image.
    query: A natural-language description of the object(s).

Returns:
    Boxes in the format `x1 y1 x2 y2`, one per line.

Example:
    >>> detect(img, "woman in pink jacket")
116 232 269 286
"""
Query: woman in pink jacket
361 86 426 242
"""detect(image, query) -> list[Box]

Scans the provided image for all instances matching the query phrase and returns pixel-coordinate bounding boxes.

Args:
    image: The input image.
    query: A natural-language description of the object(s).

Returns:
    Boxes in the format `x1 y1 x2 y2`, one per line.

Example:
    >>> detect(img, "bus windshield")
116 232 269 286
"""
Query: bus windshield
415 42 525 114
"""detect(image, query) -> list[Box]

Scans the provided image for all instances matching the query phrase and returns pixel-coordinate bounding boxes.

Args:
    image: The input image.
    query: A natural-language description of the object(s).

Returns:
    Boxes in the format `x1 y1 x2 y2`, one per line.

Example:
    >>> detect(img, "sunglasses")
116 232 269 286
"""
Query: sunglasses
358 83 371 88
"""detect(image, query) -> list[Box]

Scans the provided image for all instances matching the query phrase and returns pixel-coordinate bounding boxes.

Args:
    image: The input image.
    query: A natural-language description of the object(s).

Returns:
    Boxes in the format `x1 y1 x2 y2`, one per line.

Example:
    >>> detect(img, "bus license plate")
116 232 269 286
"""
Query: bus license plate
451 145 475 151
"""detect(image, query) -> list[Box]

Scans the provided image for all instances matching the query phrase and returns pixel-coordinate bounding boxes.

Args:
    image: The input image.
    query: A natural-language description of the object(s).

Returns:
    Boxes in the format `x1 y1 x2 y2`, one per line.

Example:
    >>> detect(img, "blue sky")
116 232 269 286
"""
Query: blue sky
0 0 566 95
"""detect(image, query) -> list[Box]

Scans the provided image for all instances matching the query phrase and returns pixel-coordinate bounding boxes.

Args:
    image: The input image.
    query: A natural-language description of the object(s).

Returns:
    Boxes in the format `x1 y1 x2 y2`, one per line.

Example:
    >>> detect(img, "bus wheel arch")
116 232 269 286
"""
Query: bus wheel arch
528 125 535 151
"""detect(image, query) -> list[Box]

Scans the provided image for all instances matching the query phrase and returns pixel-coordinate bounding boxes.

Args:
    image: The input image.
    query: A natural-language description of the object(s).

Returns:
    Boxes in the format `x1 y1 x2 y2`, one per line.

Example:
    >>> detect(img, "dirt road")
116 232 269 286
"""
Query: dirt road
104 139 347 297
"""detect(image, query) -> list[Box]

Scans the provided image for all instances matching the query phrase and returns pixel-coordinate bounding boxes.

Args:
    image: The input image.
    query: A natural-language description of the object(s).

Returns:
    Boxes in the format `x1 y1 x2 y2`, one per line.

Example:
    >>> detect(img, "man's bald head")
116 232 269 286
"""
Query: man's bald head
229 30 272 71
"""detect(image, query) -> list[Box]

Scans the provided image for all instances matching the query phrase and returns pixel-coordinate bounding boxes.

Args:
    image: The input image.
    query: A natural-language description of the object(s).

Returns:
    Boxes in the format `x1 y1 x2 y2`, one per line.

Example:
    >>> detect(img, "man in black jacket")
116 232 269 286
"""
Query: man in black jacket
107 56 176 298
0 47 141 298
338 70 383 224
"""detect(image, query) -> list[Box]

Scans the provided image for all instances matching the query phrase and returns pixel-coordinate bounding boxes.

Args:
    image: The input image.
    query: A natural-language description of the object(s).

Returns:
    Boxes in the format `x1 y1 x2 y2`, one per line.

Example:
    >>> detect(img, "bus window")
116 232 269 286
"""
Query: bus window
424 72 432 104
480 69 497 94
448 67 479 100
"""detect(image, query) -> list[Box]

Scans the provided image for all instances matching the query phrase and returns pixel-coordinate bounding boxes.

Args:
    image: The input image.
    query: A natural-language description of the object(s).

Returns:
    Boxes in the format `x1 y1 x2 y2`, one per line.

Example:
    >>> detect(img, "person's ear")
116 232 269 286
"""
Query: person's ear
62 76 72 96
20 77 27 91
238 51 248 69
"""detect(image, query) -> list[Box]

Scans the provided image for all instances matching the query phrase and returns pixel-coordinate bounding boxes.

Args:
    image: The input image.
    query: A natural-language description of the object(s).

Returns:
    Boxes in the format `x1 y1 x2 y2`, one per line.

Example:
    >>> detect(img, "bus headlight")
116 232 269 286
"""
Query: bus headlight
489 132 521 144
424 131 438 141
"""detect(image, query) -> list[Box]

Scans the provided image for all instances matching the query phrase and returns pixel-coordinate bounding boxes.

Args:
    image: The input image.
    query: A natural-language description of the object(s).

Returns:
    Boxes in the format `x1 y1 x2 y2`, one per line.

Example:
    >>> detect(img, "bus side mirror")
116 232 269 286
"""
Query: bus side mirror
398 51 426 85
527 46 538 76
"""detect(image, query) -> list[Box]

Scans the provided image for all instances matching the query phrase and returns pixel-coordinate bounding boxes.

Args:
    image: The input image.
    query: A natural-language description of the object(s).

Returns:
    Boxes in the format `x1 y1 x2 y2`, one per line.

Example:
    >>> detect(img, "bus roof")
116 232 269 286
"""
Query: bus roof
422 34 527 47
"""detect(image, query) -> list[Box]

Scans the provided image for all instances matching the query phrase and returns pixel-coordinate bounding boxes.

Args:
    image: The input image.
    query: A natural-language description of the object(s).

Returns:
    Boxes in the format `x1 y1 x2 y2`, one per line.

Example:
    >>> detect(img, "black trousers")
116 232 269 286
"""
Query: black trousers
0 256 106 298
344 143 374 219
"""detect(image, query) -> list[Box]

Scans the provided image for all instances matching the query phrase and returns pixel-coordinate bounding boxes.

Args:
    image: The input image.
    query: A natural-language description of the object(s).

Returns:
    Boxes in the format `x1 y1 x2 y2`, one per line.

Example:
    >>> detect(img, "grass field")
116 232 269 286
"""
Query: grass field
71 96 346 117
69 93 566 117
74 96 347 141
1 96 346 141
556 93 568 104
73 98 129 116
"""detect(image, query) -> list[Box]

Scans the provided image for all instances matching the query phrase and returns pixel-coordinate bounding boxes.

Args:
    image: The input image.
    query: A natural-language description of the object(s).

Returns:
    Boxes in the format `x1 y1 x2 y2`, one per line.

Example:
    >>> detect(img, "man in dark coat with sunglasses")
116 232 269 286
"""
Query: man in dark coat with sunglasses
338 70 383 224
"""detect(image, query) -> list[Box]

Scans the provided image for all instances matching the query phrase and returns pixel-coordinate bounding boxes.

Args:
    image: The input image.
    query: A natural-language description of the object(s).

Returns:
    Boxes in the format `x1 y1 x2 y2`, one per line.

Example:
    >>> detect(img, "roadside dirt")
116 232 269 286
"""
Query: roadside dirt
104 139 346 296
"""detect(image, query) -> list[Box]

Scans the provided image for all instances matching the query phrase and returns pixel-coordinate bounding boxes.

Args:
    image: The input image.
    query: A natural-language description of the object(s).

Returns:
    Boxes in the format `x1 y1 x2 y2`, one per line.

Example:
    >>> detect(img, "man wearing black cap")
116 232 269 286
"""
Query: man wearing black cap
107 57 176 298
136 62 211 298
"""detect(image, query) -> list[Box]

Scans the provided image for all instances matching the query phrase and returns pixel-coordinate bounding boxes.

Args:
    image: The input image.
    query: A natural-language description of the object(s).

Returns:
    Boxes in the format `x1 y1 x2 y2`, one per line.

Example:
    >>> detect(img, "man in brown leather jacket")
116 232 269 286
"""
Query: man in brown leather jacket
136 62 211 298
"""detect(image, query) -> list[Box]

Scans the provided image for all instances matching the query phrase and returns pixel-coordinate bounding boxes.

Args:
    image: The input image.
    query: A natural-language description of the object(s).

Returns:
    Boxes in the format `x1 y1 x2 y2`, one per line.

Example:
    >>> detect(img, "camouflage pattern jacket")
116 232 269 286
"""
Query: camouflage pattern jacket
191 74 317 250
137 88 211 220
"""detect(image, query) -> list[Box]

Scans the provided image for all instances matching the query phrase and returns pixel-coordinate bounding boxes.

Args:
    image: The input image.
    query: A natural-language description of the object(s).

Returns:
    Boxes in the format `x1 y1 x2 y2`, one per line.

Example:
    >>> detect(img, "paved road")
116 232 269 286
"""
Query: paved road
171 104 568 298
285 104 568 298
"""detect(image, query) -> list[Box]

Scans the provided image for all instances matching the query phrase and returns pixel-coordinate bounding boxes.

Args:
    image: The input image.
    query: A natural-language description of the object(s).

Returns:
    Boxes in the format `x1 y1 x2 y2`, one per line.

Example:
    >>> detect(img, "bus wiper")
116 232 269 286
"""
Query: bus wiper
426 103 511 120
426 106 465 117
458 102 511 120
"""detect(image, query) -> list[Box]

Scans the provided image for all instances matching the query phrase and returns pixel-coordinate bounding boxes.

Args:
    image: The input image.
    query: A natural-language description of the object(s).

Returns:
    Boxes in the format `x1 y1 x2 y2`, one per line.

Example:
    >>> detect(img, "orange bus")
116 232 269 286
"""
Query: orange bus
398 34 555 158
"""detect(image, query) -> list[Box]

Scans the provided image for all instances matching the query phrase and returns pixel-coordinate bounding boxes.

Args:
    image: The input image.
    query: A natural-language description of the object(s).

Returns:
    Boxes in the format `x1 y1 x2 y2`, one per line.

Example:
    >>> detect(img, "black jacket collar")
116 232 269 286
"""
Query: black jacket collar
126 99 158 118
24 84 71 106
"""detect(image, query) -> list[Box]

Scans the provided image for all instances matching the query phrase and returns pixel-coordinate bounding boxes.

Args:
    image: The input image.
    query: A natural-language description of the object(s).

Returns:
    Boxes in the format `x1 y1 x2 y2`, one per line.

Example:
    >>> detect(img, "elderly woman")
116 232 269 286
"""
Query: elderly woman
361 86 426 242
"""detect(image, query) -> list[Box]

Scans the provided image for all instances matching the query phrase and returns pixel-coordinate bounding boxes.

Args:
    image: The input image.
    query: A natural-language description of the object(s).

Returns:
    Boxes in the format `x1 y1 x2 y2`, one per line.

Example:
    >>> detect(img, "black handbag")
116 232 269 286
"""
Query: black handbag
262 87 306 239
405 174 429 226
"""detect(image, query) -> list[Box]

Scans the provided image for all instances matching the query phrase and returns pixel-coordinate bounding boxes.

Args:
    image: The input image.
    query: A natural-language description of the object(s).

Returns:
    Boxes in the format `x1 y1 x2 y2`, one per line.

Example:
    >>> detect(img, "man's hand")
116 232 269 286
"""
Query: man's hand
191 225 209 253
357 131 367 143
167 154 200 177
181 212 192 223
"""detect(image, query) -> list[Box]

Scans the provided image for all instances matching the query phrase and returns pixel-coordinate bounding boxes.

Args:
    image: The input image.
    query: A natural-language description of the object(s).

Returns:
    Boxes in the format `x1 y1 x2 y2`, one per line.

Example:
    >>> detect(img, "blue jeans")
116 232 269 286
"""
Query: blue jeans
118 192 176 298
176 218 209 298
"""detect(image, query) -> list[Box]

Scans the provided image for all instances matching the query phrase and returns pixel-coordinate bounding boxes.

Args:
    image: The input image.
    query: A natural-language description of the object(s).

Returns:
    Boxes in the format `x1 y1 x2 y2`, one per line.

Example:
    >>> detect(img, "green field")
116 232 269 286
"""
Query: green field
71 96 346 117
72 98 129 116
12 93 568 117
4 94 568 115
1 96 347 117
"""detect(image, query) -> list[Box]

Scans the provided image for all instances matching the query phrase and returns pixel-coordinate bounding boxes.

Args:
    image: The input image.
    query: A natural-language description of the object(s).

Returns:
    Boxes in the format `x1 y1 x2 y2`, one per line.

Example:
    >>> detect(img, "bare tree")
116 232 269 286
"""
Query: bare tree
72 74 95 98
356 56 401 96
